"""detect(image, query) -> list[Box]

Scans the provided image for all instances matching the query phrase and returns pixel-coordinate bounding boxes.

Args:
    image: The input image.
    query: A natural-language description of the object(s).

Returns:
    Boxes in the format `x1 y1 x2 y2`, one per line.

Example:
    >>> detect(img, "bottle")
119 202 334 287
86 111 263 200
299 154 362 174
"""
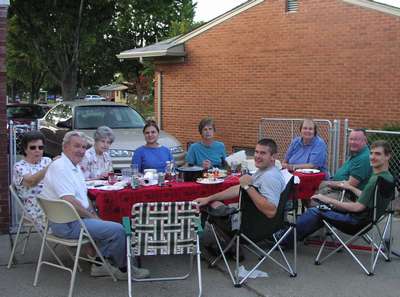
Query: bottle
131 175 139 189
165 161 171 181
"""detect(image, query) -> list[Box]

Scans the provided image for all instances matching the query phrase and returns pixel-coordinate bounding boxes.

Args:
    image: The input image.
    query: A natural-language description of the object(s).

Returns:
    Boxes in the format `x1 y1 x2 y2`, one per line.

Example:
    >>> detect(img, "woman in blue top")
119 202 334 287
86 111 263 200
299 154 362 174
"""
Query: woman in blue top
186 117 226 169
132 120 173 173
282 119 328 175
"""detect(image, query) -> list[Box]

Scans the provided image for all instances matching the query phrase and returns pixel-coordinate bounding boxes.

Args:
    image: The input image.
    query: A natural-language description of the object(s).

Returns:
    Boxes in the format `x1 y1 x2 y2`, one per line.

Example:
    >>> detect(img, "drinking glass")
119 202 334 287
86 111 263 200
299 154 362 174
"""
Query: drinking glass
131 164 139 177
121 168 133 181
230 161 240 175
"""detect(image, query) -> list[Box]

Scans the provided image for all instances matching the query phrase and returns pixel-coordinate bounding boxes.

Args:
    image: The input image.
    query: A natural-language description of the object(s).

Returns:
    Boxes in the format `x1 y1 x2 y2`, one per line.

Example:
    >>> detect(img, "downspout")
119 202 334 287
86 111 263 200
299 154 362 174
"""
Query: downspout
157 71 163 129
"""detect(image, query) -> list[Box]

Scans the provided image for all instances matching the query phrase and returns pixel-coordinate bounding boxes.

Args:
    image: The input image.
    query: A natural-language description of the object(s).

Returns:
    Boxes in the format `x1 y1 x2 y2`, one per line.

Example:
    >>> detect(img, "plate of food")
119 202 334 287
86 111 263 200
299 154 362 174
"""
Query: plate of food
203 169 228 179
295 169 320 174
196 178 225 185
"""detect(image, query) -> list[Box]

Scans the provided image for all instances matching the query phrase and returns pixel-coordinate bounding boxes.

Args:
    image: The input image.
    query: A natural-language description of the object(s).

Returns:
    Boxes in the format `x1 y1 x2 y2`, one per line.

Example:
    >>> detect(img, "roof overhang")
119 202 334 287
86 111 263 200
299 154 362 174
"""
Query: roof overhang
117 0 265 62
117 37 185 61
344 0 400 16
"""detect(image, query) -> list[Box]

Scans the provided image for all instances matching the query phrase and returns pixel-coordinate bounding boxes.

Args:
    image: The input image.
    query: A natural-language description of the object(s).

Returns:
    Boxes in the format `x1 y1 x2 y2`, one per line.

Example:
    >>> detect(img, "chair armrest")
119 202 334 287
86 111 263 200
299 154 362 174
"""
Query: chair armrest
122 216 132 236
194 217 203 235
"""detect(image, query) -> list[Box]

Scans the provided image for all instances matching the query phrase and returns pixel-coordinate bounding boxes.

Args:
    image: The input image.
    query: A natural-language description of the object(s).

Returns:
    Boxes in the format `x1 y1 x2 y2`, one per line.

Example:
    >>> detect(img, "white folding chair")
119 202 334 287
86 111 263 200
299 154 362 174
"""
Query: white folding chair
123 201 202 297
34 197 117 297
8 185 62 269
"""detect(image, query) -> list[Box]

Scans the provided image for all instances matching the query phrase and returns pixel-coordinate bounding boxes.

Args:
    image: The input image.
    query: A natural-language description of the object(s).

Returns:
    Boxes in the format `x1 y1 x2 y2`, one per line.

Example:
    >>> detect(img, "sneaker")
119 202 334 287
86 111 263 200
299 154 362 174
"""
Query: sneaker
90 263 113 277
113 266 150 280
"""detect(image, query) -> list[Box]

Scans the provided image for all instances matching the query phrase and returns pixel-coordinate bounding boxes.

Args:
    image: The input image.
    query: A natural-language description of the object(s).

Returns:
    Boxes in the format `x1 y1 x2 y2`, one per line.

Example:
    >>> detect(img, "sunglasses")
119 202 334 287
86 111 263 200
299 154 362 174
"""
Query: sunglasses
29 145 44 150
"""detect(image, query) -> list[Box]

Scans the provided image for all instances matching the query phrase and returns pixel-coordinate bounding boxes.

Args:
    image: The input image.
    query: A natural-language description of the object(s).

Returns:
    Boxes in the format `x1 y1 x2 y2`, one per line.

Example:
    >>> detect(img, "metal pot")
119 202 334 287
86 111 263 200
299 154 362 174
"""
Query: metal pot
177 166 204 182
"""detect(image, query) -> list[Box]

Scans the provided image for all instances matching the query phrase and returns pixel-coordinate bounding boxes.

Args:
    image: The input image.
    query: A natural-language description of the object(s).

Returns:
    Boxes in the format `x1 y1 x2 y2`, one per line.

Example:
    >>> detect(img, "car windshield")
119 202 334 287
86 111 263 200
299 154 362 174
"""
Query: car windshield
7 105 45 119
75 105 145 129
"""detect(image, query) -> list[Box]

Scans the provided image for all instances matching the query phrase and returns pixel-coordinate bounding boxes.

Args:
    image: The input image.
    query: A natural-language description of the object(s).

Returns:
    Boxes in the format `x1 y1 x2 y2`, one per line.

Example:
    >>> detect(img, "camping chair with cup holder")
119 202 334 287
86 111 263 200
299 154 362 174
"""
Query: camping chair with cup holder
314 176 396 275
206 177 297 287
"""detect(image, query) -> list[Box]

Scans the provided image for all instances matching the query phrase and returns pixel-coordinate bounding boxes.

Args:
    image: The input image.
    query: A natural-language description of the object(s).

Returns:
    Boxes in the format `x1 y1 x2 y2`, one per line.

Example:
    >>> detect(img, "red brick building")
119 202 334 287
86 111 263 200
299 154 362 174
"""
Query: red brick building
118 0 400 154
0 0 9 233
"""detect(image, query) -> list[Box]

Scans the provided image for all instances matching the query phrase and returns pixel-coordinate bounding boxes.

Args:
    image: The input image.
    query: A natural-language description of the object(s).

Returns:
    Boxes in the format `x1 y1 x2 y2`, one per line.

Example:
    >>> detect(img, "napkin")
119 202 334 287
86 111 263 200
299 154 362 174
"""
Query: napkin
281 169 300 185
225 150 247 167
237 265 269 279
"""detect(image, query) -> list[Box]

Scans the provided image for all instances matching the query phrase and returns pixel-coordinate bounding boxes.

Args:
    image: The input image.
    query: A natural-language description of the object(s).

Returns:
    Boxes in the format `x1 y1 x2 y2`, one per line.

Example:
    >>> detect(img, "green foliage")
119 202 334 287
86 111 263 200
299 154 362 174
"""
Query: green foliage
382 122 400 132
126 94 154 120
7 0 197 100
9 0 115 99
6 15 47 102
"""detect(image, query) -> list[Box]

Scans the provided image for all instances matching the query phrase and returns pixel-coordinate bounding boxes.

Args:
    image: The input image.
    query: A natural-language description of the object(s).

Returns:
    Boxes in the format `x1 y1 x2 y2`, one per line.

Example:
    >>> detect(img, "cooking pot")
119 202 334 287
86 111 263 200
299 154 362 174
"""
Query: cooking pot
177 166 204 182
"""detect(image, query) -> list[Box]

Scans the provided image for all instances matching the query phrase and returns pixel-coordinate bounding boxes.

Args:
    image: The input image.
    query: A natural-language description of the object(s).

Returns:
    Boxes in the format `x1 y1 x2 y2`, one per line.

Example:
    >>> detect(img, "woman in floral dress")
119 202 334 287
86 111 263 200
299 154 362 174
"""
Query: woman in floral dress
80 126 115 180
13 131 52 230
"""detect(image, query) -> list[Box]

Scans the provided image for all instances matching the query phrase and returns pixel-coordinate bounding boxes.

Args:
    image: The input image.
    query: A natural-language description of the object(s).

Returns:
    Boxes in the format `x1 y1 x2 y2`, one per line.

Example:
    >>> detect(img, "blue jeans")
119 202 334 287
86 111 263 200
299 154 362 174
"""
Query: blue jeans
281 207 361 245
50 218 126 268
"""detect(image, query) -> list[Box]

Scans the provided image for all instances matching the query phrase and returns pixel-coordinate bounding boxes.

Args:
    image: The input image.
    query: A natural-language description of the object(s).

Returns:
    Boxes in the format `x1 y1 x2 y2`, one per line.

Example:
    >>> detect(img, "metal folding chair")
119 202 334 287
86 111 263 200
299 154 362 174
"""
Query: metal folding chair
123 201 202 297
8 185 62 269
34 197 117 297
207 177 297 287
314 176 396 275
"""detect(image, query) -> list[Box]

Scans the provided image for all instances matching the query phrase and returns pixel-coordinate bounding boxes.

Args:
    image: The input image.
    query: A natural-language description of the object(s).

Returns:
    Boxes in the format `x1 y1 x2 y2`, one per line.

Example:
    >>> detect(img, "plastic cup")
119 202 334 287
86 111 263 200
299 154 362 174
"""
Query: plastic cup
108 172 117 185
121 168 133 181
131 164 139 176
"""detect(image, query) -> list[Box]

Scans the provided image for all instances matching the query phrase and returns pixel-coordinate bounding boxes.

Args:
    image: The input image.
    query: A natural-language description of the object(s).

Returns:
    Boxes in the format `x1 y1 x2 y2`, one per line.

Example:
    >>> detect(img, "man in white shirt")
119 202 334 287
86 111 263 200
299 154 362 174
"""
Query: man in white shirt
41 131 149 280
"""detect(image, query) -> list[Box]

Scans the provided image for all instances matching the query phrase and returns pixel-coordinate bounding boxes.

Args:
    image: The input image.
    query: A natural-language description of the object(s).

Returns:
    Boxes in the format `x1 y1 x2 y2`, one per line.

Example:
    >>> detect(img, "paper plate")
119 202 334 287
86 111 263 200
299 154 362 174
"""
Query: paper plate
86 180 108 189
295 169 320 174
96 185 125 191
196 178 224 185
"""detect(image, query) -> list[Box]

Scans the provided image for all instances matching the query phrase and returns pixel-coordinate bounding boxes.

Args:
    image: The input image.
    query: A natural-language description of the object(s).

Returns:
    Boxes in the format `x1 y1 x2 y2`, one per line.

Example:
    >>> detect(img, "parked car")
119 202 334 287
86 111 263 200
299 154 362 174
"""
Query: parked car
38 101 185 171
7 103 47 125
84 94 105 101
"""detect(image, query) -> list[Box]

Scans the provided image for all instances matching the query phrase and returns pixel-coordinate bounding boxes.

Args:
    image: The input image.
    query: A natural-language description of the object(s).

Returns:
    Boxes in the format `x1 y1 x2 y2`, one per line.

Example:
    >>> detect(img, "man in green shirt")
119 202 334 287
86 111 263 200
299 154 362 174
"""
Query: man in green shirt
280 140 394 245
318 129 372 200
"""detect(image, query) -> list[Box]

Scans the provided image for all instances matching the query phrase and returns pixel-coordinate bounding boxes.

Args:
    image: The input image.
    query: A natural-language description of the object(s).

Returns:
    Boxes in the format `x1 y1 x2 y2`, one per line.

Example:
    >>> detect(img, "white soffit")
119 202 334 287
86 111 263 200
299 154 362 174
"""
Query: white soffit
343 0 400 16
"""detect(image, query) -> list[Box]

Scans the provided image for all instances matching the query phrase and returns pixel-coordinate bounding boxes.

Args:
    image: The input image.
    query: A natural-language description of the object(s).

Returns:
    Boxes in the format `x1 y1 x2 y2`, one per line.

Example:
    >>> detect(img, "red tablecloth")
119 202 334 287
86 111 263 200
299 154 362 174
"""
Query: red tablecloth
89 176 240 222
293 171 325 200
89 172 325 222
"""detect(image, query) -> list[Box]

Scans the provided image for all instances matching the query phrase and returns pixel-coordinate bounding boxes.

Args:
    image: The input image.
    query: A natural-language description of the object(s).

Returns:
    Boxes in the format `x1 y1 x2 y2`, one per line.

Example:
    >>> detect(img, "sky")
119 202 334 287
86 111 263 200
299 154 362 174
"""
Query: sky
194 0 400 22
194 0 246 22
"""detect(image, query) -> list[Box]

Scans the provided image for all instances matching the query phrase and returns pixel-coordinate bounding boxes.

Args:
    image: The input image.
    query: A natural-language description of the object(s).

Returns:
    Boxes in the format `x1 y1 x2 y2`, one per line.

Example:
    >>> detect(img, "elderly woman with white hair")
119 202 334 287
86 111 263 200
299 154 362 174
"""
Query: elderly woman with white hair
80 126 115 180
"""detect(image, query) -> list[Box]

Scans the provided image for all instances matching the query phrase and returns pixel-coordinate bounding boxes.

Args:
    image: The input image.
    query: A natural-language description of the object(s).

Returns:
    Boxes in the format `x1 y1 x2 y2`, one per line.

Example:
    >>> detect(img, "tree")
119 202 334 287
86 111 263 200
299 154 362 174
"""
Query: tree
7 0 197 100
9 0 114 100
6 15 47 103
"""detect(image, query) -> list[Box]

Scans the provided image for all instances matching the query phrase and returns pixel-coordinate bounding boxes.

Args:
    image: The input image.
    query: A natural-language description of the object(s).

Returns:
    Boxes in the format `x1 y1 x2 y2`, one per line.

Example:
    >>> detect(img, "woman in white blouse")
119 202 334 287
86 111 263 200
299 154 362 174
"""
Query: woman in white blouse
80 126 115 180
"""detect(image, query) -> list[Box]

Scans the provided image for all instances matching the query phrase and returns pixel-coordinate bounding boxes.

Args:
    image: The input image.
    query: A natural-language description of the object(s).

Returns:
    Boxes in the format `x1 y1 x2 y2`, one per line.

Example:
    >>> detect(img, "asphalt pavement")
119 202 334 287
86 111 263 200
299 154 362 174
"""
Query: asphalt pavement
1 217 399 297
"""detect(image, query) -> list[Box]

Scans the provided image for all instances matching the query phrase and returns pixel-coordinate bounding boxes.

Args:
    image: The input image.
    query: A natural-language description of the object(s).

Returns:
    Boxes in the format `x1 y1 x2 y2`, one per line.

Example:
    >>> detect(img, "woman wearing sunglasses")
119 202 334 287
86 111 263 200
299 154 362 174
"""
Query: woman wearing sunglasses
13 131 52 230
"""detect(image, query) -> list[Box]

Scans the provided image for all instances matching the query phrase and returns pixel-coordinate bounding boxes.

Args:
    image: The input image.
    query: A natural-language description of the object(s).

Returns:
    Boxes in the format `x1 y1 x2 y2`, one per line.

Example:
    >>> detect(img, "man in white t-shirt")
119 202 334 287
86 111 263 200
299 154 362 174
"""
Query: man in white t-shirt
41 131 149 280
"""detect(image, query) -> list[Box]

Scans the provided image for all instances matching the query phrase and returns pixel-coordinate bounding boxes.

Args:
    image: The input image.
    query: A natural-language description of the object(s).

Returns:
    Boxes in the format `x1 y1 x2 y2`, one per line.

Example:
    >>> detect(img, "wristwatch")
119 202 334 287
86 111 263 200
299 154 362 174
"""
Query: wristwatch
243 185 251 191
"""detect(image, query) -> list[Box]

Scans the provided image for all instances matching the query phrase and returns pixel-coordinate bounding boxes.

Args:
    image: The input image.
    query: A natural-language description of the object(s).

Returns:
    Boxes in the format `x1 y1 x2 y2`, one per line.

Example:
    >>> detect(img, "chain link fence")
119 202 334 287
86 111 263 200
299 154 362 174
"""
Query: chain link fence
258 118 338 174
8 120 38 231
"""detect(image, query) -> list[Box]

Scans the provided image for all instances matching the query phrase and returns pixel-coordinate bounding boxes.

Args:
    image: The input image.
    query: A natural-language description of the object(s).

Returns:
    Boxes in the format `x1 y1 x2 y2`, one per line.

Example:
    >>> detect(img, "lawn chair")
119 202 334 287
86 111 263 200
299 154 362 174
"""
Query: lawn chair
8 185 62 269
314 176 396 275
123 201 202 297
208 177 296 287
34 197 117 297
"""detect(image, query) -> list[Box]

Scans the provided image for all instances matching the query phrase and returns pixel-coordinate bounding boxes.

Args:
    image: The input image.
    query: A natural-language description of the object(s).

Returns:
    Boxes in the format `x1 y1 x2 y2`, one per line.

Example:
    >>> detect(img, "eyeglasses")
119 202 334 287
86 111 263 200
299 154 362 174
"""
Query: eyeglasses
29 145 44 150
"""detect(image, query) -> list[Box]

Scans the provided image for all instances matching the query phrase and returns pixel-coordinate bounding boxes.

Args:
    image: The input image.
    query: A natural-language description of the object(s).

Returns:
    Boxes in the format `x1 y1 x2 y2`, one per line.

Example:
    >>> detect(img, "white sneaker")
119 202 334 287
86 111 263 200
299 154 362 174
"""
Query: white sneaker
113 266 150 280
90 263 113 277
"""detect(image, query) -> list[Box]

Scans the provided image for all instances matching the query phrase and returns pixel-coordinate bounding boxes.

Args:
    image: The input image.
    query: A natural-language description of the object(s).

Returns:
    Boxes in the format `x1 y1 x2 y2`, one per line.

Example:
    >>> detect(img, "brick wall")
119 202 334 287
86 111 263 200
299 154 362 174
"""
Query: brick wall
0 4 9 233
155 0 400 154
